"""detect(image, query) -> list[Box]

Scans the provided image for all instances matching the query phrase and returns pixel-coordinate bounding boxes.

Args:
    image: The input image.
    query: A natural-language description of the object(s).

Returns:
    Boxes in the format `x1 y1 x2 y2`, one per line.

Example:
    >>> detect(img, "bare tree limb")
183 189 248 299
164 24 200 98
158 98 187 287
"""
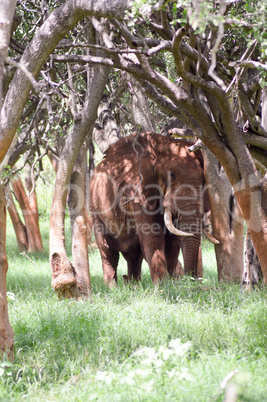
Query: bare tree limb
208 2 227 90
229 59 267 72
239 85 267 137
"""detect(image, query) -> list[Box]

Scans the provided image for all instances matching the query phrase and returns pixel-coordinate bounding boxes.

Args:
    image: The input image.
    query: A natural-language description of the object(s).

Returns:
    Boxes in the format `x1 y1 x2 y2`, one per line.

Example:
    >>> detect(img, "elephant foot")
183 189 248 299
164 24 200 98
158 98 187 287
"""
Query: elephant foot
122 274 140 288
174 260 184 278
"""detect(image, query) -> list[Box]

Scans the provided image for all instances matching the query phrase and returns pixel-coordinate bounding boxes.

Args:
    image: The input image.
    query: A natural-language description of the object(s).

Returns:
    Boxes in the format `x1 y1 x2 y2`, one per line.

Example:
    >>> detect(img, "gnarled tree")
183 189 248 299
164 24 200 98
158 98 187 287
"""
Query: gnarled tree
0 0 128 357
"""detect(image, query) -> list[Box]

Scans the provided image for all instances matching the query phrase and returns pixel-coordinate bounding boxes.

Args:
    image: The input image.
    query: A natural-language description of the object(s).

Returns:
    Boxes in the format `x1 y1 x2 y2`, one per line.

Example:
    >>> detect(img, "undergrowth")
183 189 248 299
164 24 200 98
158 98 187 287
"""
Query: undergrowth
1 212 267 401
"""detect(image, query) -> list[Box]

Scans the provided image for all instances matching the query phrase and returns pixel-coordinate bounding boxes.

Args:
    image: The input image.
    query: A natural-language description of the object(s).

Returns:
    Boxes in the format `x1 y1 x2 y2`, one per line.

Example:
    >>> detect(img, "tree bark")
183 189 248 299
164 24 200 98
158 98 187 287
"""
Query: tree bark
0 0 16 111
204 148 244 282
242 87 267 286
5 184 28 251
0 0 128 359
68 140 91 299
0 0 18 359
242 229 263 289
0 187 14 360
128 75 156 132
50 63 110 299
93 105 120 153
11 177 43 253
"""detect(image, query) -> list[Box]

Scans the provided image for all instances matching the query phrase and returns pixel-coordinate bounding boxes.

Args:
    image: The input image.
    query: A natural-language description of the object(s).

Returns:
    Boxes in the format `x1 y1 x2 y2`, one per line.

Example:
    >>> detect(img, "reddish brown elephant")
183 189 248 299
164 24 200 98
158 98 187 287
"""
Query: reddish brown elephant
90 132 214 286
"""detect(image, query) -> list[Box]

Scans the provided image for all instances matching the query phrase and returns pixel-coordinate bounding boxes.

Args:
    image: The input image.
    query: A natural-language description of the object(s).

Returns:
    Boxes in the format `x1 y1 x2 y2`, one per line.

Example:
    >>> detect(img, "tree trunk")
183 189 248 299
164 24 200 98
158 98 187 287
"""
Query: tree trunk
24 167 44 250
204 148 244 282
242 87 267 285
5 184 28 251
68 140 91 299
242 229 263 289
11 177 43 253
236 172 267 286
50 63 110 299
47 151 59 173
0 0 20 359
0 187 14 360
128 75 156 132
93 105 121 153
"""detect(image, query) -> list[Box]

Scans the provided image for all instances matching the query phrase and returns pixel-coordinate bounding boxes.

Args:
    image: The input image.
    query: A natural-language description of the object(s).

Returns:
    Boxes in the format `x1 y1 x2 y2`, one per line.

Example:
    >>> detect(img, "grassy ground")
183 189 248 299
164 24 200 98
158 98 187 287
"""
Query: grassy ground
1 201 267 401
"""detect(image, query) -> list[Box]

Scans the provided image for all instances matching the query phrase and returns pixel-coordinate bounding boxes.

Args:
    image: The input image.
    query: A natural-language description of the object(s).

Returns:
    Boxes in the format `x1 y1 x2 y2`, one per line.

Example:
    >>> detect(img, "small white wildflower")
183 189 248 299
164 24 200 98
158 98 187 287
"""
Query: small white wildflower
95 371 116 385
141 379 155 393
122 375 135 386
169 339 191 357
178 368 194 381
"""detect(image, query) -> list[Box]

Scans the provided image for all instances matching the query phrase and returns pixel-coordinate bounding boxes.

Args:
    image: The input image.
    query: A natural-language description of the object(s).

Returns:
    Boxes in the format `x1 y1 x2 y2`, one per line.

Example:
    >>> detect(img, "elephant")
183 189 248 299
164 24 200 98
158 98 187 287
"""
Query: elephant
89 132 217 286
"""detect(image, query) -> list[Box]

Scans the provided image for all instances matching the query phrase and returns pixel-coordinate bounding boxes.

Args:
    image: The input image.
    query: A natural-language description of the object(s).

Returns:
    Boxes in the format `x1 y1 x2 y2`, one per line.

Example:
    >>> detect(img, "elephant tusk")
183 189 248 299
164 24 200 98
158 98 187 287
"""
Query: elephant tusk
164 208 193 237
204 231 220 245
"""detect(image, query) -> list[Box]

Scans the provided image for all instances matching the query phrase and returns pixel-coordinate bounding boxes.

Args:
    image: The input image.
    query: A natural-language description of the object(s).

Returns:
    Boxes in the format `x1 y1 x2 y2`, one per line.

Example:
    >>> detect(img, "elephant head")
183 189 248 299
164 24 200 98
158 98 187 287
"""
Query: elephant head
155 140 205 231
145 138 209 276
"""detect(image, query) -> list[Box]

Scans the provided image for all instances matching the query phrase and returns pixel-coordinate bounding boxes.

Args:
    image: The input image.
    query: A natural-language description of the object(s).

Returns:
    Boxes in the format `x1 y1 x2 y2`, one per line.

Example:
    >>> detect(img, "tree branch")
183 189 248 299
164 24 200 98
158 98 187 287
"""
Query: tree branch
0 0 129 164
243 132 267 149
229 59 267 72
208 2 227 90
239 85 267 137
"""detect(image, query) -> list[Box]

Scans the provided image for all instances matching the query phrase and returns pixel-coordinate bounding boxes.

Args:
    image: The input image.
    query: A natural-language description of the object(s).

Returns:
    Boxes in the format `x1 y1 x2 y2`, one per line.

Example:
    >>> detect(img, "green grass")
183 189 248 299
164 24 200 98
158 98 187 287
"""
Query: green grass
1 210 267 401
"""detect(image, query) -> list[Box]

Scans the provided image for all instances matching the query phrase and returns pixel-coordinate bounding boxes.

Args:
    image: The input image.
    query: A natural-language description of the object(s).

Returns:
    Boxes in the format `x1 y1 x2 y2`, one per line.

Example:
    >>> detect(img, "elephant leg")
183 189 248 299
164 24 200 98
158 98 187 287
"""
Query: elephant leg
101 246 119 287
165 234 181 276
132 212 167 283
182 234 201 277
122 248 143 281
93 217 119 286
140 236 167 283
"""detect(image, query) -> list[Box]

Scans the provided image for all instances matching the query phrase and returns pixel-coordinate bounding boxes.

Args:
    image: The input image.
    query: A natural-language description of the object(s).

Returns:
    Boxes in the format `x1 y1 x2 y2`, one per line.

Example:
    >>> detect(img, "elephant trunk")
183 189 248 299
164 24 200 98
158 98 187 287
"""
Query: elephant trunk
164 208 193 237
